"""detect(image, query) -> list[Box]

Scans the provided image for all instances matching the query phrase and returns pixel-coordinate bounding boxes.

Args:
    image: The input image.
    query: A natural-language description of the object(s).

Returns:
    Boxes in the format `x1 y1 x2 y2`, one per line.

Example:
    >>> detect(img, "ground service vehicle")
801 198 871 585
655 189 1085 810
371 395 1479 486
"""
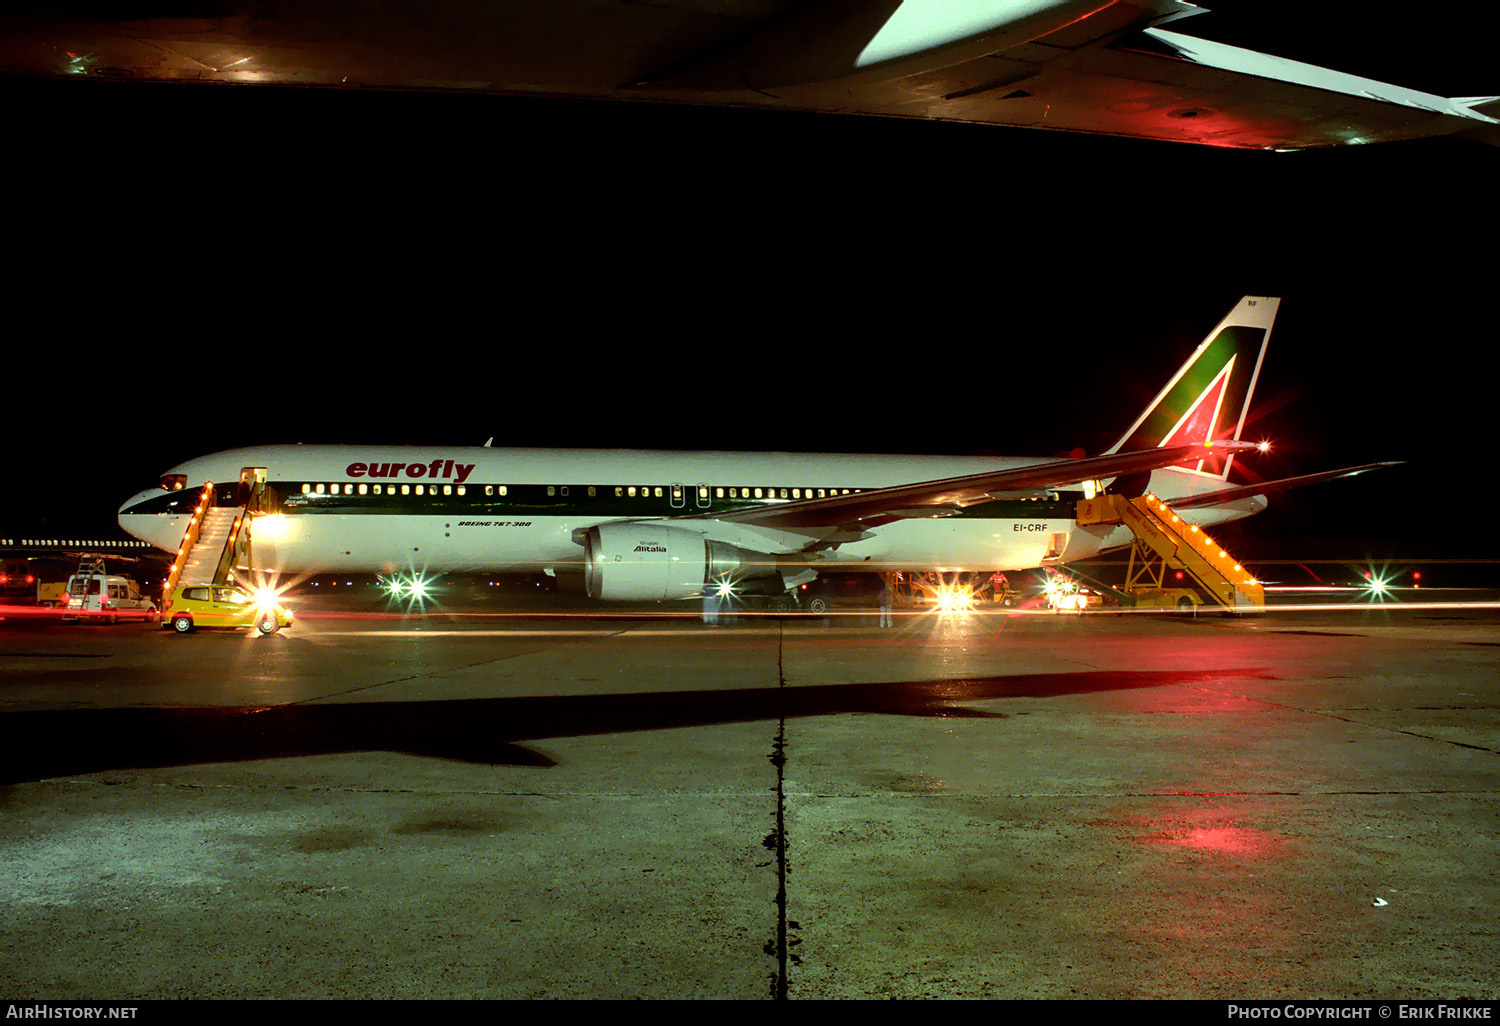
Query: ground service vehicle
163 584 292 635
62 572 157 622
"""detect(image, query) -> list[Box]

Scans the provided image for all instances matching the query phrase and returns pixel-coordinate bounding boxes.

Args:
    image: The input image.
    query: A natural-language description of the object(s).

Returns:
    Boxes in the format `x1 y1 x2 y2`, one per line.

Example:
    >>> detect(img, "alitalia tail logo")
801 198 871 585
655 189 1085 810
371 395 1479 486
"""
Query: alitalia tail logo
345 459 477 483
1160 355 1235 474
1160 355 1233 450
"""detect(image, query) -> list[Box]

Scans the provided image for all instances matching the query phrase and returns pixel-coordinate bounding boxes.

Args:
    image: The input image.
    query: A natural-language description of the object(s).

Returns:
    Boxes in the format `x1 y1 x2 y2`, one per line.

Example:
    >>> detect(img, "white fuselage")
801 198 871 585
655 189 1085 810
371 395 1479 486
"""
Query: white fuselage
117 445 1261 581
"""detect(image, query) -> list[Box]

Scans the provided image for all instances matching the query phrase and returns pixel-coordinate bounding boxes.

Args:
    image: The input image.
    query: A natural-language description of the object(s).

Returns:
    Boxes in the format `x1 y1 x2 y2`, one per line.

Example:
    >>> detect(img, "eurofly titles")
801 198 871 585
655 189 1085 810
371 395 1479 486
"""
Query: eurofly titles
345 459 476 483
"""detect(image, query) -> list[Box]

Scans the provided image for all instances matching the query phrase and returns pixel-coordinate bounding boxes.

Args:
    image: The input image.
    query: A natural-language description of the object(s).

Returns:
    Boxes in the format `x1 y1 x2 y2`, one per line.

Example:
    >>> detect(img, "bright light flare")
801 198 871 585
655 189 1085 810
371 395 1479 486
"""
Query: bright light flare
252 512 291 541
1256 439 1273 453
385 574 431 600
932 585 975 612
382 570 437 614
1356 561 1399 604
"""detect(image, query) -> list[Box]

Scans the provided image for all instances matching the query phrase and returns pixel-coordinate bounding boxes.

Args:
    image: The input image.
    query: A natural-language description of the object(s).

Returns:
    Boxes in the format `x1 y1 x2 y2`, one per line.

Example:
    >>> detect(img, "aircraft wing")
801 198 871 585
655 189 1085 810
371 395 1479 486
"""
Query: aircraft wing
1165 461 1405 510
691 441 1258 537
1 1 1492 150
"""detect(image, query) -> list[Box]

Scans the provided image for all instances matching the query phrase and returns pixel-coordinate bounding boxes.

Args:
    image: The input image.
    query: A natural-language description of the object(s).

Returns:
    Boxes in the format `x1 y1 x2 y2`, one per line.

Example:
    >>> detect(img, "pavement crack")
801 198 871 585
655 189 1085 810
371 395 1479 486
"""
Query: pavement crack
766 619 790 1001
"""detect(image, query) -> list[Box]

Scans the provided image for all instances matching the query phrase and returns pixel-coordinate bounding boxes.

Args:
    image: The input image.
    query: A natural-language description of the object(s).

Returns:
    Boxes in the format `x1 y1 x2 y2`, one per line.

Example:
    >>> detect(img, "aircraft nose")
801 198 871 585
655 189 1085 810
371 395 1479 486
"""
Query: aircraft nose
117 489 183 553
118 489 157 517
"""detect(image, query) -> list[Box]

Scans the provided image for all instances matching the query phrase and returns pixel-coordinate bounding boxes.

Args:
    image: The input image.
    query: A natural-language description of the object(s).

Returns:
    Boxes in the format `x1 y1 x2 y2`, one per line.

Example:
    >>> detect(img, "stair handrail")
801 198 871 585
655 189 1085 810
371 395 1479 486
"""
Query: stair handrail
162 482 215 603
214 511 247 584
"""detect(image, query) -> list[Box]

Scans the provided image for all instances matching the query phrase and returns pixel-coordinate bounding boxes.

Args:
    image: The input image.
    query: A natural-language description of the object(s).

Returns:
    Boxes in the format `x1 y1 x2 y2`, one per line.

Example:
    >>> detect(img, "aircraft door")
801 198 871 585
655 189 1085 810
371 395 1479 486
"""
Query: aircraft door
1042 532 1069 562
670 483 685 510
239 467 272 512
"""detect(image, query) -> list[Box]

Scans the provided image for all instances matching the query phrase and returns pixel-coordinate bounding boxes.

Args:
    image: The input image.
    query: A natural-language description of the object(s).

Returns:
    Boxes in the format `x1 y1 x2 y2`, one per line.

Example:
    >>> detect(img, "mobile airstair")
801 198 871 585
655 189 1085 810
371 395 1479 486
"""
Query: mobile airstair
1075 493 1264 610
162 472 268 595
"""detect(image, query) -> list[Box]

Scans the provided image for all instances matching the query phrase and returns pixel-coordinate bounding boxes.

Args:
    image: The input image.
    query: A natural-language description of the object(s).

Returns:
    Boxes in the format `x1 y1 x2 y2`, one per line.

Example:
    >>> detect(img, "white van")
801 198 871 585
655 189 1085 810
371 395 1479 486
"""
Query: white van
62 572 158 623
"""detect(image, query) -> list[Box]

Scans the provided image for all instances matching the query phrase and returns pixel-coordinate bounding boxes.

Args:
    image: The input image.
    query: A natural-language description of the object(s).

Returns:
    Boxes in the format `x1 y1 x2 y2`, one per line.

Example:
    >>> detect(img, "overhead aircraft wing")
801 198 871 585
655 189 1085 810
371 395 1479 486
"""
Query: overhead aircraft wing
638 1 1498 150
690 441 1258 536
0 1 1492 150
1164 461 1405 510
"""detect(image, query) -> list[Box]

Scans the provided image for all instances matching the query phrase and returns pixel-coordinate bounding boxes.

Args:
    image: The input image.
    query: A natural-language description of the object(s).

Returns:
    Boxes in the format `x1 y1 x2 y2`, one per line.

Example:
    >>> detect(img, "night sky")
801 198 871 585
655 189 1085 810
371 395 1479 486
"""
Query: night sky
5 4 1497 565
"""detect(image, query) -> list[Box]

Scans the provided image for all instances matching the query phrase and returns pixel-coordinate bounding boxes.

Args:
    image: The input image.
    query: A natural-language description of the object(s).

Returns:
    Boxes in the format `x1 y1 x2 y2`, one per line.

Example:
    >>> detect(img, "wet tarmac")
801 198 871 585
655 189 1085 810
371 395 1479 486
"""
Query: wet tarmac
2 589 1497 999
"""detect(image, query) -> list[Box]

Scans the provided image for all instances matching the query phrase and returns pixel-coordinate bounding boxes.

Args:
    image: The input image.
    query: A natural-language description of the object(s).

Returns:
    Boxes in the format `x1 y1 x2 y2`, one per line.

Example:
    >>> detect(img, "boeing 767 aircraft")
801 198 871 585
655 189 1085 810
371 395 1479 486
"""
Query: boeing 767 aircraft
117 296 1392 605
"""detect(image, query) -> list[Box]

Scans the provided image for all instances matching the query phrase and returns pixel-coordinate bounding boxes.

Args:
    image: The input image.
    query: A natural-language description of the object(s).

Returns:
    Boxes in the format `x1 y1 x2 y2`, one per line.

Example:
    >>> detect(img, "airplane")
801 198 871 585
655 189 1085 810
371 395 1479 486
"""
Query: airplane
2 1 1495 151
117 296 1395 607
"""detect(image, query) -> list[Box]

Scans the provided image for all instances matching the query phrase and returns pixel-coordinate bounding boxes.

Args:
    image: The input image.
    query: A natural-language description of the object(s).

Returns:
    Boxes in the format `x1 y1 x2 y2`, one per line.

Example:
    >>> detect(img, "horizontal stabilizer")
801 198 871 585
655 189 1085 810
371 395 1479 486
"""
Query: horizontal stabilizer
1167 461 1404 510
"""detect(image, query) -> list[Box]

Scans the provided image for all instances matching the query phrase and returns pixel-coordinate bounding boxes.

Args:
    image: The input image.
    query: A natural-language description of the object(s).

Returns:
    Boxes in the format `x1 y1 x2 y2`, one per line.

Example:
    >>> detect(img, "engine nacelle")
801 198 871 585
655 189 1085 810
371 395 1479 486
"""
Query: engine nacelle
583 523 780 601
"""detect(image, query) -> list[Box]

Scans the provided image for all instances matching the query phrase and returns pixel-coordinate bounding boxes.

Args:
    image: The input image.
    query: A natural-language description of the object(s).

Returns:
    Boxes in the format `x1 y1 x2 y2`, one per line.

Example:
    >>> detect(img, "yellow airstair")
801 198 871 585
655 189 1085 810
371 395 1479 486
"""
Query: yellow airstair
162 476 263 597
1076 493 1264 610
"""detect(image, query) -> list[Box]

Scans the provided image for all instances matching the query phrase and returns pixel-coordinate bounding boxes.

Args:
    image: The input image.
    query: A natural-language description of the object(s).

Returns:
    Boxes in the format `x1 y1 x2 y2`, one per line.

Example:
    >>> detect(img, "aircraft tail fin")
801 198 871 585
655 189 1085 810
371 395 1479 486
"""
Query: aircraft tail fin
1106 296 1277 481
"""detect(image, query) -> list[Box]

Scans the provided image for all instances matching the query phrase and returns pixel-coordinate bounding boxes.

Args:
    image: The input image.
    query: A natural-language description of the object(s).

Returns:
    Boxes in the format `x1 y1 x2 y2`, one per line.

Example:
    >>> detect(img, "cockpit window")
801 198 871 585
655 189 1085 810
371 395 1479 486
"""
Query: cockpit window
160 475 186 491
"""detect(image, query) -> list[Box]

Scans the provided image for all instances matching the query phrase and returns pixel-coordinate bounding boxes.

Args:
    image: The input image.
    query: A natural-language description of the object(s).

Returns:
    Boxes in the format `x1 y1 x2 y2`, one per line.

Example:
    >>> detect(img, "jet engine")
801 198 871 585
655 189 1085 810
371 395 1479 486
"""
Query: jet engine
583 523 781 601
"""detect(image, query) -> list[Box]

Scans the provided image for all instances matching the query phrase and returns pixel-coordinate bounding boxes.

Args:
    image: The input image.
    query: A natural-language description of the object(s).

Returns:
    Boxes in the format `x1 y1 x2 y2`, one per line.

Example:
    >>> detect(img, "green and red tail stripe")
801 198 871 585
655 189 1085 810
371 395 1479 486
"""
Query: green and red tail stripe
1107 297 1277 480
